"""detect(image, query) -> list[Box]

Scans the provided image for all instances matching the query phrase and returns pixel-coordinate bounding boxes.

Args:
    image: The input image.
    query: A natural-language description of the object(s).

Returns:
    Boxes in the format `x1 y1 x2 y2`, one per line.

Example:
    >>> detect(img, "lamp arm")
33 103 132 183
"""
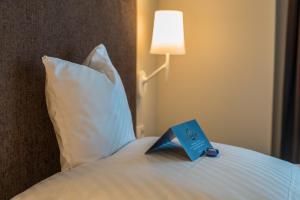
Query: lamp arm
138 54 170 97
142 54 170 84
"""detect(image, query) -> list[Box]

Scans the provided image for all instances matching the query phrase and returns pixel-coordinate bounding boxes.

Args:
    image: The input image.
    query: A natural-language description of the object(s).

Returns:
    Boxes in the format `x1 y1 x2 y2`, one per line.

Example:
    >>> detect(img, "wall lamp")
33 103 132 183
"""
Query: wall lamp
138 10 186 97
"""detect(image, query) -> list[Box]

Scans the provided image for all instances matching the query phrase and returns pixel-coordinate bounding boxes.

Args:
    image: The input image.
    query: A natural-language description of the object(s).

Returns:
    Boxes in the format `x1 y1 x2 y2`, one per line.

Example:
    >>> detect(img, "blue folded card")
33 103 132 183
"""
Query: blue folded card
146 119 214 161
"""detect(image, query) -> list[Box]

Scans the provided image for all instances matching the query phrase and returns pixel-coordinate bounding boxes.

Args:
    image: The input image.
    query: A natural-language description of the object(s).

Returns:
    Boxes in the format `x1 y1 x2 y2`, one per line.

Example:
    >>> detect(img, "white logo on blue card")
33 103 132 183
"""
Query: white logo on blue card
146 119 213 161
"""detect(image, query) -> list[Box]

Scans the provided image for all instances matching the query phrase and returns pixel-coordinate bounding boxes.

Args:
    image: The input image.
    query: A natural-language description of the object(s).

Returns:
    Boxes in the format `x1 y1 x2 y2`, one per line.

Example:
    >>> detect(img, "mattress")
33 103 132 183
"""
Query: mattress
13 137 300 200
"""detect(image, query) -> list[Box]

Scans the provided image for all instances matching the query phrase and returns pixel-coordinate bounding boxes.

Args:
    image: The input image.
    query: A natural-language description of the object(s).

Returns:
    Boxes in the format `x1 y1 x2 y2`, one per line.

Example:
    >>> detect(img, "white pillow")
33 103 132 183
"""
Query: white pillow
83 44 115 83
43 45 135 171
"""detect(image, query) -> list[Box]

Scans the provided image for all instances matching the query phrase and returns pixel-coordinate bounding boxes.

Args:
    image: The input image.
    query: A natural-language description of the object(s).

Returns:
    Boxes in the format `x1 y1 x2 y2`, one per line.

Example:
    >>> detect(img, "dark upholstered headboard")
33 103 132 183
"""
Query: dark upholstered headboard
0 1 136 199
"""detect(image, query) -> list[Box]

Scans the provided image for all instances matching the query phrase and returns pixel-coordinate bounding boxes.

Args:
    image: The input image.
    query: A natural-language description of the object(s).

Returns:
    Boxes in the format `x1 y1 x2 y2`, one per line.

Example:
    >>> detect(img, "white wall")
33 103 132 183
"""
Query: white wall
137 0 276 155
137 0 158 137
155 0 276 154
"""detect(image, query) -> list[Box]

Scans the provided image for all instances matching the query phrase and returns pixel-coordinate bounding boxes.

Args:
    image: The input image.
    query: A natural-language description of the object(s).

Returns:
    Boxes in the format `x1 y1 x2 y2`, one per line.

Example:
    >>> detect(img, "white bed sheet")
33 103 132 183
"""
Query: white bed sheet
13 137 300 200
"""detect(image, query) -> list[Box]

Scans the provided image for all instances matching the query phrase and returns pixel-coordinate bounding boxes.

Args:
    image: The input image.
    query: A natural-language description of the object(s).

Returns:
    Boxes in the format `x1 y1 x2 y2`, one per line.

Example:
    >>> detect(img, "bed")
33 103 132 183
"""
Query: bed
1 1 300 200
12 138 300 200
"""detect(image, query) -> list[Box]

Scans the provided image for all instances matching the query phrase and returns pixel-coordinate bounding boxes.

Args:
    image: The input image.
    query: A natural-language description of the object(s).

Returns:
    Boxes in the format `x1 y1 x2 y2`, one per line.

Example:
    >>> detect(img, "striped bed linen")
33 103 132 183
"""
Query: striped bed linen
13 137 300 200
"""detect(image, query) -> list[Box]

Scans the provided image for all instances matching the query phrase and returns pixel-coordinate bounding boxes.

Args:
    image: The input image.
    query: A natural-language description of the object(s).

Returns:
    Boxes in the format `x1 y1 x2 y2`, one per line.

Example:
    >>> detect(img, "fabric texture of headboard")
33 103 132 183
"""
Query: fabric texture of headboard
0 1 136 199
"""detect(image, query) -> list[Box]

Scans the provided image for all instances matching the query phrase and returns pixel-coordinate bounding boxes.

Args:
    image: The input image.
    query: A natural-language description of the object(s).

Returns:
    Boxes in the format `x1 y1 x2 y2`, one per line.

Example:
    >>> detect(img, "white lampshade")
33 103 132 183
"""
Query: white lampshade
150 10 185 55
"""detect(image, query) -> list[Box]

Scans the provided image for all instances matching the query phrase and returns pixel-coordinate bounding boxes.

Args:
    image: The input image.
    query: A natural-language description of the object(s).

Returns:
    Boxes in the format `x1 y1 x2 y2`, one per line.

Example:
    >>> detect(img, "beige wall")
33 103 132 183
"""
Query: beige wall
137 0 158 137
153 0 276 154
